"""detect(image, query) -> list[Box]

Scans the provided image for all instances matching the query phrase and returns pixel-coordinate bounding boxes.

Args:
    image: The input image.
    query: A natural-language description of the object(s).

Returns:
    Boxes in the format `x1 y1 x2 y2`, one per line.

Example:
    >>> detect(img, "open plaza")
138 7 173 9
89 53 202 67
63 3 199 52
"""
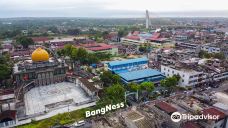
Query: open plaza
24 82 91 115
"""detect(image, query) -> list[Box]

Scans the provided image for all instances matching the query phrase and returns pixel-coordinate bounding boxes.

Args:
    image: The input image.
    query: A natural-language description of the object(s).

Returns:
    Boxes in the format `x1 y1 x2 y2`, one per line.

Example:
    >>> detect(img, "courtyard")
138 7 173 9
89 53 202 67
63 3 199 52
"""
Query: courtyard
24 82 91 115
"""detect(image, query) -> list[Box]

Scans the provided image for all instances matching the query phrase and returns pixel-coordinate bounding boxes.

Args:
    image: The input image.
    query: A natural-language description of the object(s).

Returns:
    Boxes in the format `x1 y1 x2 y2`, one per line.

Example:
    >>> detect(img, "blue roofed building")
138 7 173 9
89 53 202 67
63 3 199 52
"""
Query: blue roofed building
107 57 148 73
118 69 165 84
107 57 165 84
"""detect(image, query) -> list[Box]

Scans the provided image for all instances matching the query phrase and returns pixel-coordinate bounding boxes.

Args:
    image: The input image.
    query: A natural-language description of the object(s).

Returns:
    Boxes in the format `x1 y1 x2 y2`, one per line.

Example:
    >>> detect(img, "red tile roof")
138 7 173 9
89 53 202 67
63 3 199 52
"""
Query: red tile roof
202 108 226 120
155 101 177 114
132 31 140 35
148 33 161 40
80 43 114 51
182 121 203 128
126 35 140 40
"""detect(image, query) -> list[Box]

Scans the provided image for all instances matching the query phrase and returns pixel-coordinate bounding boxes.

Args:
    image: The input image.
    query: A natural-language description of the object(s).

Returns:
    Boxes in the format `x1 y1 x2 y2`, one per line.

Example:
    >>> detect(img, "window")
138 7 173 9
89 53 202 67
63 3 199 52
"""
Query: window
168 69 170 72
182 74 185 77
182 79 184 82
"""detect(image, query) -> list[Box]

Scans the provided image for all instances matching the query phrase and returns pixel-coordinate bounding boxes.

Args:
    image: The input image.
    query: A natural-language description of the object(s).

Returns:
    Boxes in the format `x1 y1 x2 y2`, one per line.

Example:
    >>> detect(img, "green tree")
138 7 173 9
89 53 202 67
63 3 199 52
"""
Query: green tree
140 82 155 92
70 48 78 60
139 46 147 53
128 82 139 92
77 48 88 63
0 54 12 85
86 53 99 64
118 28 128 37
112 74 121 84
160 76 179 92
63 44 74 56
102 31 109 39
16 36 34 48
100 71 120 87
214 52 225 60
106 84 125 103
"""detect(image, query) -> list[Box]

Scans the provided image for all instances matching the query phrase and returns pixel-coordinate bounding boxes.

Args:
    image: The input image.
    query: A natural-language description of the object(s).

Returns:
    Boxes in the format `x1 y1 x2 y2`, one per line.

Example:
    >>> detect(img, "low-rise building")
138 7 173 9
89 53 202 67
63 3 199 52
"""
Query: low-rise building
161 64 204 87
0 89 16 127
79 43 118 55
201 44 221 53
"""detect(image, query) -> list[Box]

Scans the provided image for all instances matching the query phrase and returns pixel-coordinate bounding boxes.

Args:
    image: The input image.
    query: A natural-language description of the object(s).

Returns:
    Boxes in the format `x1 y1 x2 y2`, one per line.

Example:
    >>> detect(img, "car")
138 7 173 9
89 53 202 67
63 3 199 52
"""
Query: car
73 120 85 127
206 87 211 90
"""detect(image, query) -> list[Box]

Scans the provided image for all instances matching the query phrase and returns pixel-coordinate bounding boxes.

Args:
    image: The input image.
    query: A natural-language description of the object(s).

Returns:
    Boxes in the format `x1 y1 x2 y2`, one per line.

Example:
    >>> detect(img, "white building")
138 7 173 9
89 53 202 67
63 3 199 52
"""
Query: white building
161 65 205 87
121 38 145 46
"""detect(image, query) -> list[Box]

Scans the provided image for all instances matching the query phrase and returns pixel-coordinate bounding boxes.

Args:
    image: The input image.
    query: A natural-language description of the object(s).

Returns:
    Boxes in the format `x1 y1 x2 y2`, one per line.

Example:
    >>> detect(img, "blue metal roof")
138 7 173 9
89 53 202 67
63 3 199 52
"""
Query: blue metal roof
108 57 148 67
114 69 129 74
119 69 164 81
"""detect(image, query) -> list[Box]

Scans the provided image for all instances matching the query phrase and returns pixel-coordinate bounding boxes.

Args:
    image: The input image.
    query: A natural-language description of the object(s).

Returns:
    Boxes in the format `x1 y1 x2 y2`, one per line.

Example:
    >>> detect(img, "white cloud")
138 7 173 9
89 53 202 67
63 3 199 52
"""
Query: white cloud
0 0 228 17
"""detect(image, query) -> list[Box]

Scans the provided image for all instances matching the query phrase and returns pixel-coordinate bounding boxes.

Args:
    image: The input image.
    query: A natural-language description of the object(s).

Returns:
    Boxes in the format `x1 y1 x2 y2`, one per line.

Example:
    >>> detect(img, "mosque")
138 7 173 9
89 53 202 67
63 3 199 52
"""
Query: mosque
9 47 98 124
13 47 68 87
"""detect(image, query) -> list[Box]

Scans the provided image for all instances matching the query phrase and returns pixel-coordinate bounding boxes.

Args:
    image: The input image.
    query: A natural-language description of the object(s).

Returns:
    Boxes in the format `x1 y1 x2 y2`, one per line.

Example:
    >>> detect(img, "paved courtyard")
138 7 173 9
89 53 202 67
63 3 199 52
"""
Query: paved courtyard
24 82 91 115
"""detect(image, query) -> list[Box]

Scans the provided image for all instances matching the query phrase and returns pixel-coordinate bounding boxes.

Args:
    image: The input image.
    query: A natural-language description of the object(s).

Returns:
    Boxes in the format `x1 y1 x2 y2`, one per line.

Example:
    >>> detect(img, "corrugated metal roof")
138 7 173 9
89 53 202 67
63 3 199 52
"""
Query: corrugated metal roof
119 69 163 81
155 101 177 114
108 57 148 67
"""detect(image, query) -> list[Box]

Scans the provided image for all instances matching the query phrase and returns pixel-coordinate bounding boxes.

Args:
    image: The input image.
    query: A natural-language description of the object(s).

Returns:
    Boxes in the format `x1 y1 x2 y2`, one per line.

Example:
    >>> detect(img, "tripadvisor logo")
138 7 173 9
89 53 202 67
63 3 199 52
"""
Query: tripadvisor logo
171 112 220 122
85 102 124 117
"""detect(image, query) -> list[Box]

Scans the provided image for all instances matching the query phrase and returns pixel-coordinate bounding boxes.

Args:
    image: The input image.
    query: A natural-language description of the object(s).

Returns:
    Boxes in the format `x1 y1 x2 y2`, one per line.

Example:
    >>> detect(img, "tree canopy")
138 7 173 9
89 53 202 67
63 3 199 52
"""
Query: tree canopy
160 75 180 91
0 54 12 85
57 44 101 65
100 71 121 87
105 84 125 103
140 82 155 92
199 50 225 60
16 36 34 48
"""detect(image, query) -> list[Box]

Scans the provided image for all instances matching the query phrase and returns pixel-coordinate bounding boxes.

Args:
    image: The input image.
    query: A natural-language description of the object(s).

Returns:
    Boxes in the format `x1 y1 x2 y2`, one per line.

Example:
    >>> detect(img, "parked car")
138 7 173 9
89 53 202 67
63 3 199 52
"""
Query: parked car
73 120 85 127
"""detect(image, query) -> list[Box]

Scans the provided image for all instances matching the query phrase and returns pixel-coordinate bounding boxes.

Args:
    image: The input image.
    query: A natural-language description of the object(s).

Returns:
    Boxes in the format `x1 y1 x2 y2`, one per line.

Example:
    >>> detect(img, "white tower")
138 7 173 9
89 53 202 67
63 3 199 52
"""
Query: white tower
146 10 151 29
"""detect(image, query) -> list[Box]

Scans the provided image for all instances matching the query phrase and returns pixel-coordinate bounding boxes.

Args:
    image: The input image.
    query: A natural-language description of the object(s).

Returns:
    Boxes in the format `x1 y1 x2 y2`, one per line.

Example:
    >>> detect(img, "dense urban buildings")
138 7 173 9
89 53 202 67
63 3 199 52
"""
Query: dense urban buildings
0 4 228 128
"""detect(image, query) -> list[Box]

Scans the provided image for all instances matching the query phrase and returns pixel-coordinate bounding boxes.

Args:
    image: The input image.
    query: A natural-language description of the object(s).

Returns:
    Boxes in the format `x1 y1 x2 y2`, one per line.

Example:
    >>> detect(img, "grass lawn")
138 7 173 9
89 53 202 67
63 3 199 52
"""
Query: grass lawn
17 108 93 128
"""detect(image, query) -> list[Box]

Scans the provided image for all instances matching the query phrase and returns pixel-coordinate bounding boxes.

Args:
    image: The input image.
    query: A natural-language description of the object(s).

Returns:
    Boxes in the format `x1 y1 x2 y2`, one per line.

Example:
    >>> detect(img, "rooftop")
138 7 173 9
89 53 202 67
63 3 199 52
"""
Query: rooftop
182 121 203 128
108 57 148 67
78 78 99 93
119 69 164 81
80 43 115 51
125 111 144 121
155 101 177 114
202 107 226 120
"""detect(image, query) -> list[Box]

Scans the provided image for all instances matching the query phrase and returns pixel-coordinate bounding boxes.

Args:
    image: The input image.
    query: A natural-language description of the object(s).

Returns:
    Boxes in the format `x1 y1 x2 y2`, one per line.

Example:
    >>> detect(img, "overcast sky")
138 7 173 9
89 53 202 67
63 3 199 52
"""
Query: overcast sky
1 0 228 18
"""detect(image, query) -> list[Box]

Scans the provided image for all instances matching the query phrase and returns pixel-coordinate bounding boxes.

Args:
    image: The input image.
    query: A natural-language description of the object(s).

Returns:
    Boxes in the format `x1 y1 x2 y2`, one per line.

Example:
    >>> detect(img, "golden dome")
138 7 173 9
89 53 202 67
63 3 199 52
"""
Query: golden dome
31 47 49 62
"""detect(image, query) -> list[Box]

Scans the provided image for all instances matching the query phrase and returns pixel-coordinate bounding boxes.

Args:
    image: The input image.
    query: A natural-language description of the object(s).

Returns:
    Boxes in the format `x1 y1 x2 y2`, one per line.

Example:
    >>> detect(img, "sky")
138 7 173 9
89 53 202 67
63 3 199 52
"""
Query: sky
0 0 228 18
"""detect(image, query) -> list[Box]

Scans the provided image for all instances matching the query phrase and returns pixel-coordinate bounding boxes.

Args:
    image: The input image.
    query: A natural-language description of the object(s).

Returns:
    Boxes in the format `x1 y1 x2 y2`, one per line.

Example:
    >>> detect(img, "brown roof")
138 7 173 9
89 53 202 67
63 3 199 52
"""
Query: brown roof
202 108 226 120
155 101 177 114
182 121 203 128
78 78 98 93
0 110 16 121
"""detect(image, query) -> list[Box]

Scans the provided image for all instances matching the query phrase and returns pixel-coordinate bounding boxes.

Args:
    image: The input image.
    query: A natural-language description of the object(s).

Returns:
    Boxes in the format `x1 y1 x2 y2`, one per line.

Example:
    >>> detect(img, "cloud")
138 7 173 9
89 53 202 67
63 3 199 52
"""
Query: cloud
0 0 228 17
